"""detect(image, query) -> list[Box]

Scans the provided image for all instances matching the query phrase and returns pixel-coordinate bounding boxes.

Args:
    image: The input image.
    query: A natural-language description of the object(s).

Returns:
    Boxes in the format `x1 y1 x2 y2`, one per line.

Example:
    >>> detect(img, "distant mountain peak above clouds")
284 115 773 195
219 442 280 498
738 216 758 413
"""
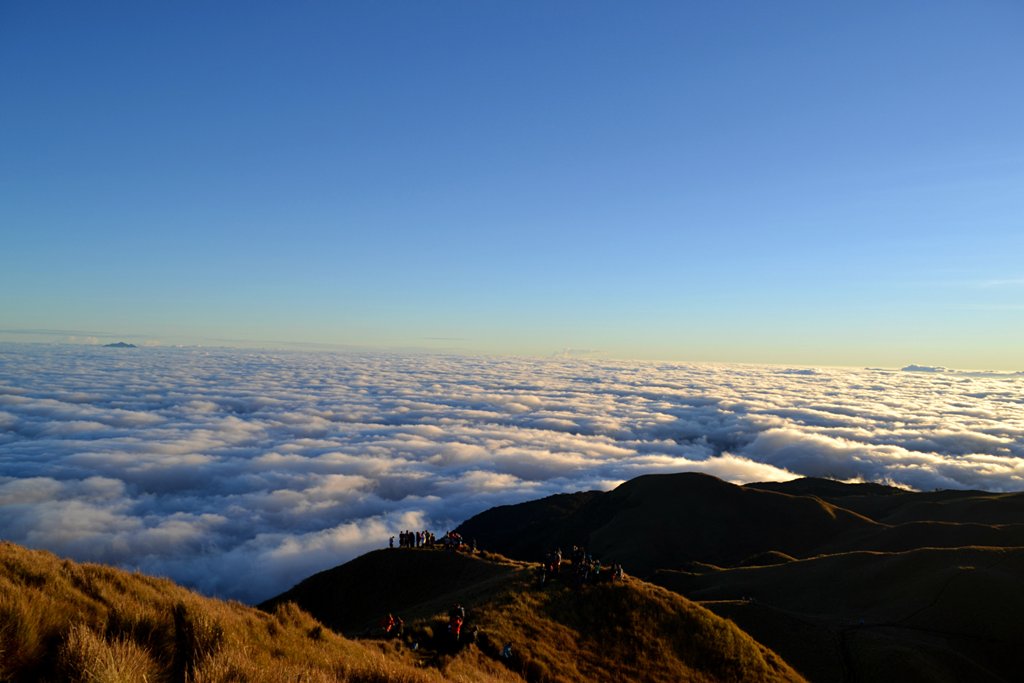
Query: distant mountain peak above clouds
103 341 137 348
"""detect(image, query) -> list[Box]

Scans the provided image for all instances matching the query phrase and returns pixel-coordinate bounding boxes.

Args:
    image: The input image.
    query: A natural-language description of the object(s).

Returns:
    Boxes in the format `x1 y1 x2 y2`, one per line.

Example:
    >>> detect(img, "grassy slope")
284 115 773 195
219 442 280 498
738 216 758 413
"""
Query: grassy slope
474 571 800 683
0 541 503 683
264 546 805 683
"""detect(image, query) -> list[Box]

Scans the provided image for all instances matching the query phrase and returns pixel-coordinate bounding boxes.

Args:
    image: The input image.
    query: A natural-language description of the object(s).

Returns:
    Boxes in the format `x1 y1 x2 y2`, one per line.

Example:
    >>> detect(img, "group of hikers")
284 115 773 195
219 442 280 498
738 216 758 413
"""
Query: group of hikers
379 612 404 638
378 532 624 663
378 601 475 651
441 531 476 553
391 529 437 549
540 545 624 587
389 529 477 553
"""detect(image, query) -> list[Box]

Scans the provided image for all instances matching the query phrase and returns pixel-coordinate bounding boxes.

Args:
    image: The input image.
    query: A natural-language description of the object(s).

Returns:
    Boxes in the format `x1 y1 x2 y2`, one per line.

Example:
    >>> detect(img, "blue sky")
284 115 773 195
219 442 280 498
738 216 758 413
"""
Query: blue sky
2 1 1022 368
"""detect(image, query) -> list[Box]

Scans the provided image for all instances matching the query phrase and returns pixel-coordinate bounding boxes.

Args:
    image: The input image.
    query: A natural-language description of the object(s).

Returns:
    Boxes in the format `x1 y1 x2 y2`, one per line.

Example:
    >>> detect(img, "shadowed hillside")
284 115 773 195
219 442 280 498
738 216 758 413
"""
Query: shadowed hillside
746 478 1024 525
454 472 1024 682
262 548 522 634
457 473 881 573
264 546 804 683
655 546 1024 682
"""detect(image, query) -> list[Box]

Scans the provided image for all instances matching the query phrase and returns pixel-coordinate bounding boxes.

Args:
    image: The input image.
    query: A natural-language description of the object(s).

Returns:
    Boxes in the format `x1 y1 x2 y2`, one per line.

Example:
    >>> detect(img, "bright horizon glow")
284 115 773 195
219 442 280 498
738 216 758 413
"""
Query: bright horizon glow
0 336 1016 377
2 2 1023 369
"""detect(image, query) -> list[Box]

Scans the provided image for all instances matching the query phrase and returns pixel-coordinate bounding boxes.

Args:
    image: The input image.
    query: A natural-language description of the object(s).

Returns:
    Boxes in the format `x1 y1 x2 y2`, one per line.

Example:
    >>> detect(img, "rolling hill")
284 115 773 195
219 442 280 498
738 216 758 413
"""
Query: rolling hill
262 546 803 682
454 472 1024 681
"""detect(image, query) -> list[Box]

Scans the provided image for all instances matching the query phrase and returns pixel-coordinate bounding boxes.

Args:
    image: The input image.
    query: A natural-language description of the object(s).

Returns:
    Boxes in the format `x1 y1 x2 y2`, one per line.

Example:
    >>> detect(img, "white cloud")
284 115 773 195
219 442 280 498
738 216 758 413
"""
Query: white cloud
902 364 951 373
1 343 1023 602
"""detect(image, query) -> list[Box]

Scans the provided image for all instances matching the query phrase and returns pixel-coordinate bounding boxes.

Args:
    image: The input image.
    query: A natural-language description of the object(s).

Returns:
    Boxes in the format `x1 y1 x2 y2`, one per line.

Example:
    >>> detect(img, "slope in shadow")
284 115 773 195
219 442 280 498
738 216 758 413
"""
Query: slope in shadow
655 546 1024 683
457 472 880 574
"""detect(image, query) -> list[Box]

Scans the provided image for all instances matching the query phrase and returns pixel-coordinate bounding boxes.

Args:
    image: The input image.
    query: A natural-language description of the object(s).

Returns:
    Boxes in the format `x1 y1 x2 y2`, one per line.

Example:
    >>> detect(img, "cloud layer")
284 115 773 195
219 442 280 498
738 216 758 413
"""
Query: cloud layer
2 344 1022 602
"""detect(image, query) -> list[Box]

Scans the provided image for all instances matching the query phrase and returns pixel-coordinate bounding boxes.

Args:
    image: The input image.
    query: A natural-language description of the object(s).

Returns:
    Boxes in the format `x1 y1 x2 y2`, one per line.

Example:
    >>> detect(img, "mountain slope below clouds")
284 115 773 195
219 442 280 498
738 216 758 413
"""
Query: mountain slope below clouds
456 472 881 573
458 472 1024 570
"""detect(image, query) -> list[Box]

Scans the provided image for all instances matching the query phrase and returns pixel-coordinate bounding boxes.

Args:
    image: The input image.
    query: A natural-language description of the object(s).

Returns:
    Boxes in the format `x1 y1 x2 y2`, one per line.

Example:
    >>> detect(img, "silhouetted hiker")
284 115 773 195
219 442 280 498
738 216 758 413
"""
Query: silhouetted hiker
445 531 465 552
544 550 559 579
389 536 394 549
573 558 589 589
448 603 465 641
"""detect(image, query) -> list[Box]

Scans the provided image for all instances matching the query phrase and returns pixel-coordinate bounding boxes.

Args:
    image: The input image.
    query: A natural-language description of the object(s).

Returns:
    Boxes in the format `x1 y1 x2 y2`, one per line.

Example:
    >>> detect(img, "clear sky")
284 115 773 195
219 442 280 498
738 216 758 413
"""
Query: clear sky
2 1 1022 368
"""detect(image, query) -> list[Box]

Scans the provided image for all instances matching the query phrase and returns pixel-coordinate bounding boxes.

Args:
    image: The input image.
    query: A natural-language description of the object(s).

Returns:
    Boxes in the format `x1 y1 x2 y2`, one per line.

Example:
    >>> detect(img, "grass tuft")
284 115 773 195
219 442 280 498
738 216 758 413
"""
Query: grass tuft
59 624 159 683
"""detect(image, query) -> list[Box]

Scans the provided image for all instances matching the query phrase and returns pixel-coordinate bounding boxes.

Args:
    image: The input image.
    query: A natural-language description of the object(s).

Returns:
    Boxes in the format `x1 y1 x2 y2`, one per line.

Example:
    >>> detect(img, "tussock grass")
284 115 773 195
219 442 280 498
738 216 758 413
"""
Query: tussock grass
467 573 800 683
59 624 159 683
0 541 466 682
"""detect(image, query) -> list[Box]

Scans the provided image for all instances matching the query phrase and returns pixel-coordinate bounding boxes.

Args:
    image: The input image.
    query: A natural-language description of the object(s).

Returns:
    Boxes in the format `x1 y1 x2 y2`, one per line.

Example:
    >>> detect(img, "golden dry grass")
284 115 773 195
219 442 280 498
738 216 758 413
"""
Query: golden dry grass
0 541 498 683
466 570 801 683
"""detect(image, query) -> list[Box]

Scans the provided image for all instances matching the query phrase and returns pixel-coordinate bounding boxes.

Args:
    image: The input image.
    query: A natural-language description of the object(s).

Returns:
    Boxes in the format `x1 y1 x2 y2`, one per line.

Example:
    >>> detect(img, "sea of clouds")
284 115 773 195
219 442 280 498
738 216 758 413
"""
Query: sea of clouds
2 344 1023 602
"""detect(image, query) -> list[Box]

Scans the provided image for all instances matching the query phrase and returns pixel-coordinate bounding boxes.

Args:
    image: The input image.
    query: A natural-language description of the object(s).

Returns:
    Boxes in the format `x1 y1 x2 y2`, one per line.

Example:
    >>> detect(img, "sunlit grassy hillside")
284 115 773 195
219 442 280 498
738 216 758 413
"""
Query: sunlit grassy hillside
0 541 501 682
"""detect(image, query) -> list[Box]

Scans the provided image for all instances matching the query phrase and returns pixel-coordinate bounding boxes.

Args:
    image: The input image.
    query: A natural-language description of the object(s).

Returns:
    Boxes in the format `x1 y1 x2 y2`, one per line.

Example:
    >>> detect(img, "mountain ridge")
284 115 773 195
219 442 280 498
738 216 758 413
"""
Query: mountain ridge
451 472 1024 681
